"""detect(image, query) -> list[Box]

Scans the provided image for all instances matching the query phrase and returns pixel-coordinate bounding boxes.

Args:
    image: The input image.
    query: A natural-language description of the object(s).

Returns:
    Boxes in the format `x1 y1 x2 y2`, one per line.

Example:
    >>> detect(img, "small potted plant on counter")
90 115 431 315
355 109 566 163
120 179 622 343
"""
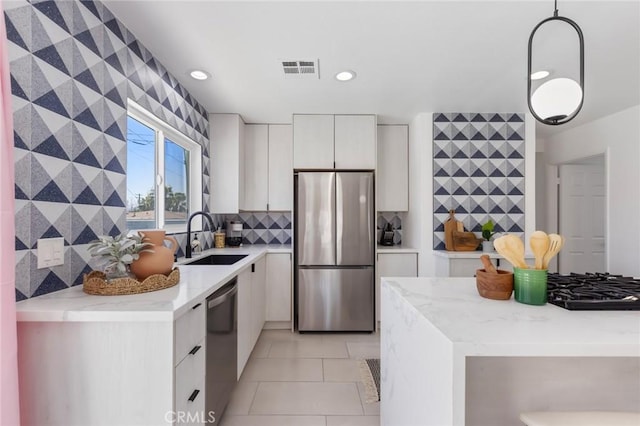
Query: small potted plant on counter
481 220 497 252
88 233 154 281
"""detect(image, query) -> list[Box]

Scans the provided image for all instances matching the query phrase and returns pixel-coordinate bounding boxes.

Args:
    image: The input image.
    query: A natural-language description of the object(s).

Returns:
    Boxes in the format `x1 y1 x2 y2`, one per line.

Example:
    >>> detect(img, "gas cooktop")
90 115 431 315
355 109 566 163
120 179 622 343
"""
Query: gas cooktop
547 273 640 311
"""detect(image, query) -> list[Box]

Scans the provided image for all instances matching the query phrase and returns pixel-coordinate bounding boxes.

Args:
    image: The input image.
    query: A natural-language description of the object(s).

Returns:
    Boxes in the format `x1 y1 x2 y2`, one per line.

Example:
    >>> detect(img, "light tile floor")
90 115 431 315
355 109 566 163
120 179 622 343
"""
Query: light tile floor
220 330 381 426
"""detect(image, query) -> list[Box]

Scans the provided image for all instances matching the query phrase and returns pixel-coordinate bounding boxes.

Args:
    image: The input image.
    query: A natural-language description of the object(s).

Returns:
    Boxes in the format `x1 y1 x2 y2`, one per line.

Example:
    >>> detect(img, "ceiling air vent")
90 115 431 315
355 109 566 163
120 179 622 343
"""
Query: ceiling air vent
280 59 319 79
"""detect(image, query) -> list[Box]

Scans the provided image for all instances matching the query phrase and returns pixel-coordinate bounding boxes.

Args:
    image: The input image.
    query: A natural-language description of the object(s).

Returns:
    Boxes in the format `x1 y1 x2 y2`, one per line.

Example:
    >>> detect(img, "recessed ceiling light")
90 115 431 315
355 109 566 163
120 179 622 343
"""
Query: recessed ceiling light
335 70 356 82
530 70 550 80
190 70 210 81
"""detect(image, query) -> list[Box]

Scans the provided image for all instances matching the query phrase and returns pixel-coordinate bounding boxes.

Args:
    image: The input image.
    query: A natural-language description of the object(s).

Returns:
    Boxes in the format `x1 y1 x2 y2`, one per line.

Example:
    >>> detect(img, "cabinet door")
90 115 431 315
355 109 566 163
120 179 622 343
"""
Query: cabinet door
268 125 293 211
250 257 266 349
237 268 252 379
210 114 244 213
377 125 409 211
266 253 292 322
293 115 334 169
376 253 417 322
334 115 376 169
244 124 269 211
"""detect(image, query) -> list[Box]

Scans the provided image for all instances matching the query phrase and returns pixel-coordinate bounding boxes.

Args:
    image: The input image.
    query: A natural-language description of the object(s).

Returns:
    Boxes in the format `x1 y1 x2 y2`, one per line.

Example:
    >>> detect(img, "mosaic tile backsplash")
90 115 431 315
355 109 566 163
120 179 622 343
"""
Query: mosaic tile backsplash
221 212 292 245
6 0 210 299
432 113 525 250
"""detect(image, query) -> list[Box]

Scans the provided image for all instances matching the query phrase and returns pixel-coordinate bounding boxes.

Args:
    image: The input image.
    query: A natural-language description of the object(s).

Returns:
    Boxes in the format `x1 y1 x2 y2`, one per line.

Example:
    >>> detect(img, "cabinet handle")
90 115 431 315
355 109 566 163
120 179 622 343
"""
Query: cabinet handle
191 303 202 310
189 345 202 355
188 389 200 402
496 259 501 267
251 263 255 273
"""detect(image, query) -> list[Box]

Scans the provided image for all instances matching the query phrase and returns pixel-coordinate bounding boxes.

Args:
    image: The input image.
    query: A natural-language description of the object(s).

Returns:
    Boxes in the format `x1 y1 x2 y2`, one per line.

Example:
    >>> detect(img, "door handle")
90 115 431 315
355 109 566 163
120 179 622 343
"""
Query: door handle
207 285 238 309
188 389 200 402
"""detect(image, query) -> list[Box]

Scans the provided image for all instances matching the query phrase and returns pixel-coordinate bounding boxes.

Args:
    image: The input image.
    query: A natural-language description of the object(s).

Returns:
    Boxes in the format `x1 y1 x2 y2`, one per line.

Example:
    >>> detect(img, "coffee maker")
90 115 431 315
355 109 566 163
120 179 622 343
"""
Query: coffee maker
225 221 243 247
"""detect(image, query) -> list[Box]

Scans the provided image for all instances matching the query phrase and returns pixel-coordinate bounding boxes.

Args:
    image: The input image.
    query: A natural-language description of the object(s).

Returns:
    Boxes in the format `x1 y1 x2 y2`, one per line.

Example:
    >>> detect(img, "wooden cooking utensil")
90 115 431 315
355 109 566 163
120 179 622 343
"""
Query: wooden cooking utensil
494 235 529 269
452 231 482 251
530 230 550 269
504 234 528 268
444 210 461 251
542 234 564 269
480 254 498 274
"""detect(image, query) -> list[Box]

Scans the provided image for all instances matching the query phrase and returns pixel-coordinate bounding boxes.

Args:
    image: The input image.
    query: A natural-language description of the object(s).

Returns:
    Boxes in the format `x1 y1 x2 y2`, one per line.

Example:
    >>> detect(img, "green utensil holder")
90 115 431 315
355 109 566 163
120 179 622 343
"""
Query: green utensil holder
513 268 548 305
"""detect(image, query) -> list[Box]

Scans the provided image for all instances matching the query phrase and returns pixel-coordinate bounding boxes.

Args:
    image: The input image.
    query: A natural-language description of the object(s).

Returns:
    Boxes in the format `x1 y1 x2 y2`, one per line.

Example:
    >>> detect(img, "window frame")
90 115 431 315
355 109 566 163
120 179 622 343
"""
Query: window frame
126 99 202 233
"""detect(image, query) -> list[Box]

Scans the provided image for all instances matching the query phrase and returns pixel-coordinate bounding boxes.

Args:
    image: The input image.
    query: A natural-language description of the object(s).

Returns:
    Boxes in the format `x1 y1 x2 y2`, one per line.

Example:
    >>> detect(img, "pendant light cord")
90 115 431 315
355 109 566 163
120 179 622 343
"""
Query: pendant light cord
554 0 559 17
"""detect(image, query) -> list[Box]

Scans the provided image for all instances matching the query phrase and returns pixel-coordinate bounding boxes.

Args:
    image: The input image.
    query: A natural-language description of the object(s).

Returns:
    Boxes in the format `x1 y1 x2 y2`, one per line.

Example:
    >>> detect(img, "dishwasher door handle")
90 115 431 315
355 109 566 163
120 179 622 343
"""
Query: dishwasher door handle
208 285 238 309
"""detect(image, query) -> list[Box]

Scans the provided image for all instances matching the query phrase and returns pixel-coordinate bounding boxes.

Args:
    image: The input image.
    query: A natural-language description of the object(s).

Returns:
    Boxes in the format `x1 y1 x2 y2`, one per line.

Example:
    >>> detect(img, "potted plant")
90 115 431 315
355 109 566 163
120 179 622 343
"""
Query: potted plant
481 220 497 252
88 233 154 280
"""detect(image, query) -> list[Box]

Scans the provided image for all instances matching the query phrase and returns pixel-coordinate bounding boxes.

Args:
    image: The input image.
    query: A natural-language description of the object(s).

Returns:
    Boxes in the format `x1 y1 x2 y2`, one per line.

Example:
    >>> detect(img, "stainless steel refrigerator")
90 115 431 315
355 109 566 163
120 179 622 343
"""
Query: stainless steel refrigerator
295 171 375 332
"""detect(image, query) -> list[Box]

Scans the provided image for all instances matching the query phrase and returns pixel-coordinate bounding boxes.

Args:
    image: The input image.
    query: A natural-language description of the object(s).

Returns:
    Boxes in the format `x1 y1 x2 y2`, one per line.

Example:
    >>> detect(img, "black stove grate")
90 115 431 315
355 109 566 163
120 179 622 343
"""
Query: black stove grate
547 272 640 311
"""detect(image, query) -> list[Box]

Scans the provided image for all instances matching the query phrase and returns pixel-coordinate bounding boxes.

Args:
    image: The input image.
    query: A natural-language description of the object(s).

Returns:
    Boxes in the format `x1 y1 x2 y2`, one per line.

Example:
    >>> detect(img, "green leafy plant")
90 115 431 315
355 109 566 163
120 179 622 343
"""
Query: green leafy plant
481 220 496 241
88 233 154 276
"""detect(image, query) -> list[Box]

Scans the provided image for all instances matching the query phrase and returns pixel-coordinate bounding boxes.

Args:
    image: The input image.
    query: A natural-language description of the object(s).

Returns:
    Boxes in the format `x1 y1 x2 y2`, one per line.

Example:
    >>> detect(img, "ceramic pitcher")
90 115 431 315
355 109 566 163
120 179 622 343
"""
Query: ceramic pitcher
130 230 178 280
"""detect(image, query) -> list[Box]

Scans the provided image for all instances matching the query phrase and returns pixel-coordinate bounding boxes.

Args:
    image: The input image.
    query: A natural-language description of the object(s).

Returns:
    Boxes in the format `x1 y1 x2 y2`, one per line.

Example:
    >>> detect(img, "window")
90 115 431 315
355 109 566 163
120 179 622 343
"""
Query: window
126 100 202 232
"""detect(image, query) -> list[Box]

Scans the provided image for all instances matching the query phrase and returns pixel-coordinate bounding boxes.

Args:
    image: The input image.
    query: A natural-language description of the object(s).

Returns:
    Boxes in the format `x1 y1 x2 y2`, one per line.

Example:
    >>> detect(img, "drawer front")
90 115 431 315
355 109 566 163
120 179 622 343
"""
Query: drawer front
175 301 206 364
175 337 206 425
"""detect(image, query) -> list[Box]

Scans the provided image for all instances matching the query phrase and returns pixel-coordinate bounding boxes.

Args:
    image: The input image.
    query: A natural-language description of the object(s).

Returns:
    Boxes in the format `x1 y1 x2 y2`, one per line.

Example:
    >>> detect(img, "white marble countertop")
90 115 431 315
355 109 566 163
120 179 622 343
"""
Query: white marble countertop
383 277 640 357
16 245 291 323
432 250 534 259
376 245 418 254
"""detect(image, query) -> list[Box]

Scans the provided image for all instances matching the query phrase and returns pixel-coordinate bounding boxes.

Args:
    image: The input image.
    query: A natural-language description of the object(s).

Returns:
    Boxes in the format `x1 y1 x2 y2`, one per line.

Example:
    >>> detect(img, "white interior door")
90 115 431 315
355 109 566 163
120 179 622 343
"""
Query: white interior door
558 161 606 273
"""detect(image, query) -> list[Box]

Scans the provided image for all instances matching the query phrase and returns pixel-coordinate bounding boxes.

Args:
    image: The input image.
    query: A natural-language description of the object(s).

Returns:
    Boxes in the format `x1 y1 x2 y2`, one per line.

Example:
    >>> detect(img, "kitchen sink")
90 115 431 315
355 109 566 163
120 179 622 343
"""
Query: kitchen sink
183 254 248 266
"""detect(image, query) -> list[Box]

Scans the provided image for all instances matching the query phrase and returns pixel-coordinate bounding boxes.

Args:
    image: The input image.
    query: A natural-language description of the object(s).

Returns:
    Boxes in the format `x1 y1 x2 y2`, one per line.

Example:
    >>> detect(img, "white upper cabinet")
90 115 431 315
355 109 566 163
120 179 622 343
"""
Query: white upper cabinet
293 114 334 169
335 115 376 169
210 114 245 213
293 114 376 170
244 124 269 211
268 124 293 211
377 125 409 211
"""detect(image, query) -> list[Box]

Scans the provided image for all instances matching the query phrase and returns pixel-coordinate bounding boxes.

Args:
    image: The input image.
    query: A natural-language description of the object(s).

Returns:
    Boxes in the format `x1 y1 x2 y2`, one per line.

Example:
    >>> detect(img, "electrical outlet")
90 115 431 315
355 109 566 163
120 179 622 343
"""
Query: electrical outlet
37 237 64 269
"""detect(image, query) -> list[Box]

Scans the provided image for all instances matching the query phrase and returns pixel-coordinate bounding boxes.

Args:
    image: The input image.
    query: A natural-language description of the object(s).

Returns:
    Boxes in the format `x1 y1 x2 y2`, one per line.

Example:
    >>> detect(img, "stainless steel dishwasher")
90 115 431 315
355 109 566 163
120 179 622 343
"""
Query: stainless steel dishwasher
206 277 238 423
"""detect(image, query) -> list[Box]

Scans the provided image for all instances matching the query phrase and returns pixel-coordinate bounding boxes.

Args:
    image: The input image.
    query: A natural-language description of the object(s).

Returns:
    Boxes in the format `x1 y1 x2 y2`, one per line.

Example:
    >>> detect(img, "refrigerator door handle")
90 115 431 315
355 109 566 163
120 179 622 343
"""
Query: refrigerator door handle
336 177 344 265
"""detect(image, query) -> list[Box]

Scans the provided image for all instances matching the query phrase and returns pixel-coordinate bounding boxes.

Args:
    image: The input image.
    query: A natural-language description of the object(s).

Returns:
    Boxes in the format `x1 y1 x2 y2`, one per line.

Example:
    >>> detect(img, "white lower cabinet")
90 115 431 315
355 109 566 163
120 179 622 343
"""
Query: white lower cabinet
376 253 418 323
237 267 252 379
175 337 206 426
17 301 206 426
237 257 267 379
265 253 292 323
174 299 207 426
251 257 266 349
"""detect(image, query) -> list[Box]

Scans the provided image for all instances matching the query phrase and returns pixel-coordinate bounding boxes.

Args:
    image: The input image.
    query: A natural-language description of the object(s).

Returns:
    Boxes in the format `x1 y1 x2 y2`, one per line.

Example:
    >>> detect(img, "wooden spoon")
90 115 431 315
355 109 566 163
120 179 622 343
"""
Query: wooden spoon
494 235 528 269
480 254 498 274
504 234 528 269
542 234 564 270
530 231 550 270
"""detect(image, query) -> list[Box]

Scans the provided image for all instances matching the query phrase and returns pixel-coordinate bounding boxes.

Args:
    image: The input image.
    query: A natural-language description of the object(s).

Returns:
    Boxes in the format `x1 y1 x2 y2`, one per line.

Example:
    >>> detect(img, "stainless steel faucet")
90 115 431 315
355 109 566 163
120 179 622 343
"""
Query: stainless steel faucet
185 211 215 258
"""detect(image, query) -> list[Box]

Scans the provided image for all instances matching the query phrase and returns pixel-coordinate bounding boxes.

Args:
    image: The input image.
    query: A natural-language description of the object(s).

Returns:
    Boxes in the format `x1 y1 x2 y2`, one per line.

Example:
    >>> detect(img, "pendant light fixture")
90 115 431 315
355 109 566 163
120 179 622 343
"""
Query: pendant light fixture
528 0 584 125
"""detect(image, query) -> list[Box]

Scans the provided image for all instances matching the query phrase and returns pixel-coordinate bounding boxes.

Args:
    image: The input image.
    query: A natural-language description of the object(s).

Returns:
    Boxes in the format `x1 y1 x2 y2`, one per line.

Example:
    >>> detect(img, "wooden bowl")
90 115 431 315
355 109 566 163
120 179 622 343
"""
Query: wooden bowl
476 269 514 300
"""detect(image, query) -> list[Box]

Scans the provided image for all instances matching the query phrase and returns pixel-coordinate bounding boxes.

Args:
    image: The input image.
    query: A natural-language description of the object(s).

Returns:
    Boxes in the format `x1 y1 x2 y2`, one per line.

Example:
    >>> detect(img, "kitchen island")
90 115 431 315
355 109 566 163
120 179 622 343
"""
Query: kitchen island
380 277 640 426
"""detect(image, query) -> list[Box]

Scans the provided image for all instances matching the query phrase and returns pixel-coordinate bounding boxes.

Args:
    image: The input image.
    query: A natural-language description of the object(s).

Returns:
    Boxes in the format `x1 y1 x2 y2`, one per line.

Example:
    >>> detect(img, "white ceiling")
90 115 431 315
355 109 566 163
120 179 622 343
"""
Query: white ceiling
103 1 640 137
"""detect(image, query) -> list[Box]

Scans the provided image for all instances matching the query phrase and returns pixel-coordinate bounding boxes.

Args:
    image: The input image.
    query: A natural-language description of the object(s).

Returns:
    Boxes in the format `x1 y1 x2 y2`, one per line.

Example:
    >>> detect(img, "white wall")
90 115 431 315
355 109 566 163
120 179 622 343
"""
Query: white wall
544 105 640 276
404 113 434 276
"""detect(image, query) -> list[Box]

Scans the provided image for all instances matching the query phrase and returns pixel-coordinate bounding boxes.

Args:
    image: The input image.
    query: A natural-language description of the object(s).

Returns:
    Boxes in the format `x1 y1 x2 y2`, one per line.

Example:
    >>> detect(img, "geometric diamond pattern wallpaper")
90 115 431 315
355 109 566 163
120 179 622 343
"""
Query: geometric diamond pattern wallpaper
6 0 210 299
432 113 526 250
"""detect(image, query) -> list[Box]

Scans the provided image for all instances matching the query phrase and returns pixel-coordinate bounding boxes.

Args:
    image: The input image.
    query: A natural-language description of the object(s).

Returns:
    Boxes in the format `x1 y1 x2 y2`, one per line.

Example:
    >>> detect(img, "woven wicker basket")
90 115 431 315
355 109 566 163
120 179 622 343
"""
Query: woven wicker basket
83 268 180 296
